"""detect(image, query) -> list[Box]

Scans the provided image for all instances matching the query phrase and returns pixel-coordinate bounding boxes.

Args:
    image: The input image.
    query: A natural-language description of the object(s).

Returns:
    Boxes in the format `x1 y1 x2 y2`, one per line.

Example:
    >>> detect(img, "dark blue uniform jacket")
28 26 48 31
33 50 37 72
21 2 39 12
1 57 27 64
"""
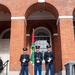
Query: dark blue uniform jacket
34 52 43 65
44 51 54 64
20 54 30 66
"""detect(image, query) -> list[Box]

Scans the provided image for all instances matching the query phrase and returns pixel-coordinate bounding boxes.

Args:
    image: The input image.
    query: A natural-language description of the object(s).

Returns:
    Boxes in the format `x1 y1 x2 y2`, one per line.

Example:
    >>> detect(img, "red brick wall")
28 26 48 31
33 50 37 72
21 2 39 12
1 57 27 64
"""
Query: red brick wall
58 19 75 70
52 36 62 73
0 0 75 74
0 0 74 16
10 20 26 71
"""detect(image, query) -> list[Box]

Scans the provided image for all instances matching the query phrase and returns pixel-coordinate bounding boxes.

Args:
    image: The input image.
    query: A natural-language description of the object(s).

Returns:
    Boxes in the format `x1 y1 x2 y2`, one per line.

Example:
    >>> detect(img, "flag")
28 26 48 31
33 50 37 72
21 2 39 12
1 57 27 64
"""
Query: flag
30 29 35 64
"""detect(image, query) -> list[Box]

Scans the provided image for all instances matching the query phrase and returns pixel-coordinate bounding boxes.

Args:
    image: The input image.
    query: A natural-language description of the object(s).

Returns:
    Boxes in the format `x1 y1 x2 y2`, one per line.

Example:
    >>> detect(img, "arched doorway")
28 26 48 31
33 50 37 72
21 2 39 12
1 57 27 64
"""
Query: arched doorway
0 4 11 74
34 27 51 55
25 2 60 75
34 27 51 74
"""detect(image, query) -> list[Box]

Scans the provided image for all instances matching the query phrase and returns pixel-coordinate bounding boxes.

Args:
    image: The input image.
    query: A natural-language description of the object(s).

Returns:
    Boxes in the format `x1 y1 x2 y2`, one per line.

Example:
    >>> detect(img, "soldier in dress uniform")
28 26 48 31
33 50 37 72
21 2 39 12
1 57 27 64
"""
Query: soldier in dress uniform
44 45 55 75
20 48 30 75
34 46 43 75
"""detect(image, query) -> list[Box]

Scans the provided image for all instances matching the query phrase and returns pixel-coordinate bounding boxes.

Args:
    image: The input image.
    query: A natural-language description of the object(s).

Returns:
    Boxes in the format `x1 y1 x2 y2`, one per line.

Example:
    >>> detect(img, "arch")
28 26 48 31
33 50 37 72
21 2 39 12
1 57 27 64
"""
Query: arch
0 4 11 72
34 27 51 36
34 27 52 47
0 4 11 14
26 2 59 73
0 4 11 38
25 2 59 20
0 28 10 39
0 4 11 21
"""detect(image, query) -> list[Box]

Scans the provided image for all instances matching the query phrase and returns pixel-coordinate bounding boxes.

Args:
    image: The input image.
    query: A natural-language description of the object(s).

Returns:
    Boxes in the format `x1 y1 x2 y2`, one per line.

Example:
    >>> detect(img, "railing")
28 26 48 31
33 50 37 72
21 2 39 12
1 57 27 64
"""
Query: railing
65 61 75 75
0 60 9 75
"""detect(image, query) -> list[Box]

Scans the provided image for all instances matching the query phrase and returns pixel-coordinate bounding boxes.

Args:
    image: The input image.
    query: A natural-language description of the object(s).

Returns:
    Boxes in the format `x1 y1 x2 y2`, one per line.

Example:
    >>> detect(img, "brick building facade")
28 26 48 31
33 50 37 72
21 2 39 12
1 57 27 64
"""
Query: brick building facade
0 0 75 75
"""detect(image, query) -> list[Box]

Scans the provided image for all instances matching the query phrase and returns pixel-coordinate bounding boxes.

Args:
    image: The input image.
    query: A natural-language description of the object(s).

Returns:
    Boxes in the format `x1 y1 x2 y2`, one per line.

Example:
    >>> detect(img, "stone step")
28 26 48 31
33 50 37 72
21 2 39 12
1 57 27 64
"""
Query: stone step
0 70 66 75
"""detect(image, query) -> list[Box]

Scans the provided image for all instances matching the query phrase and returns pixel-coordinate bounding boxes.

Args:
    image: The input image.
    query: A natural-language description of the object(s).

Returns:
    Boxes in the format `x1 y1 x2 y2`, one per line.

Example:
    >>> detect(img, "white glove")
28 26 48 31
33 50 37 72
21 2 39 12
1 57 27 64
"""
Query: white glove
22 59 26 62
37 60 40 63
47 58 51 62
36 57 39 59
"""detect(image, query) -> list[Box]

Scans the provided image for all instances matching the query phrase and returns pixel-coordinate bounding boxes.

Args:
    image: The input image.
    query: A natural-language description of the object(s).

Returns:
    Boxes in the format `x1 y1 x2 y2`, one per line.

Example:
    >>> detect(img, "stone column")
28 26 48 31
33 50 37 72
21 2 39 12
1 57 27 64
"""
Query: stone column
10 19 26 71
57 18 75 70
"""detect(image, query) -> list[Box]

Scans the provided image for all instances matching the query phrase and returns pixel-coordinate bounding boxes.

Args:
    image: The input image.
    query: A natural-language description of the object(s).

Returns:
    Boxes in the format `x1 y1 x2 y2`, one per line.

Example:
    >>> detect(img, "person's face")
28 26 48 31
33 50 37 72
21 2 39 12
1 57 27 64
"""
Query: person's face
23 50 27 54
36 48 39 52
47 47 51 51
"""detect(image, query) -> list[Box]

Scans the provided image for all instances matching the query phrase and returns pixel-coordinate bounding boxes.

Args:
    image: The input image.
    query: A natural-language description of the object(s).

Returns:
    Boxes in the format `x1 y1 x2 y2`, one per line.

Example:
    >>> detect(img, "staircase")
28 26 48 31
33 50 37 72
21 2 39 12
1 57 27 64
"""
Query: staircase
0 60 9 75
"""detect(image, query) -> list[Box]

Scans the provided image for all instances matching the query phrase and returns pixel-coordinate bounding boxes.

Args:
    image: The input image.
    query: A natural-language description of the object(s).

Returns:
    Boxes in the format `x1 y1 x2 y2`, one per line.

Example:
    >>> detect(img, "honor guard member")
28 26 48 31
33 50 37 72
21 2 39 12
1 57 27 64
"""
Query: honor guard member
20 48 30 75
44 45 55 75
34 46 43 75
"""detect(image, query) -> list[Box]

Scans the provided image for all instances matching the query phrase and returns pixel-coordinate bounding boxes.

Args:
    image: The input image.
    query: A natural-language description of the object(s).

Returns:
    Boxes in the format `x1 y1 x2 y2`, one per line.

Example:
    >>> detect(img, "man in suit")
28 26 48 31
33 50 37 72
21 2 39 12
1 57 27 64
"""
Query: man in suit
44 45 55 75
20 48 30 75
34 46 43 75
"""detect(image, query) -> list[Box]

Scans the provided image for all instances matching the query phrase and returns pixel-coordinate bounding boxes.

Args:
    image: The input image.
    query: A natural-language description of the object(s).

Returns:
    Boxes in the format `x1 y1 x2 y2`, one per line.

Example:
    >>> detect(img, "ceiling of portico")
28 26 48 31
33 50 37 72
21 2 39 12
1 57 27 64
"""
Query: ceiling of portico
0 11 11 21
28 10 56 20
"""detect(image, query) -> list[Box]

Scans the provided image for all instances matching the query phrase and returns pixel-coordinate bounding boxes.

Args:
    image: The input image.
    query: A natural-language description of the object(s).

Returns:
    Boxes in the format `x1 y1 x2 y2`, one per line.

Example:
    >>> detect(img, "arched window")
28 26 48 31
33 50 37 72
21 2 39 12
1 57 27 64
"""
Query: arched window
34 27 51 61
2 31 10 39
35 28 50 47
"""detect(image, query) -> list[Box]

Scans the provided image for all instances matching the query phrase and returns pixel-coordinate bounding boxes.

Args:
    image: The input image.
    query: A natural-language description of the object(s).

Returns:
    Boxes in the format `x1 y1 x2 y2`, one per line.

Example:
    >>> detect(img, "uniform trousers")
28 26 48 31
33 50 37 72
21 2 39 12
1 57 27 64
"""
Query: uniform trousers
21 65 28 75
45 63 54 75
34 64 42 75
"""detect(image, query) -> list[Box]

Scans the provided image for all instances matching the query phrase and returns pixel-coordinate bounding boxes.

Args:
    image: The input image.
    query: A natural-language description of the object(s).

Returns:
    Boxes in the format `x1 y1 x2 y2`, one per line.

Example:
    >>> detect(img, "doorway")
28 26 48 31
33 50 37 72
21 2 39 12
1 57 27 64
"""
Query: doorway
34 27 51 75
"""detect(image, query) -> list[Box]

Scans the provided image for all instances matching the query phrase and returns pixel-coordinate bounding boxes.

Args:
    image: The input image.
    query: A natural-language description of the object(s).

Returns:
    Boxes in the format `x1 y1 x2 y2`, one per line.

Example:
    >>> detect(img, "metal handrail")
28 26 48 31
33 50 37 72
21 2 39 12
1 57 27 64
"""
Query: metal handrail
0 60 9 75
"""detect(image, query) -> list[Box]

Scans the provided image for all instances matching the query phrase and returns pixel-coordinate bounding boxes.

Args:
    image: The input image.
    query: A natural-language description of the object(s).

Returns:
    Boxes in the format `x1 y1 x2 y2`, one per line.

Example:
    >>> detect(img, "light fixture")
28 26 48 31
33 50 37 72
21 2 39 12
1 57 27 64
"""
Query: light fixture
38 0 45 3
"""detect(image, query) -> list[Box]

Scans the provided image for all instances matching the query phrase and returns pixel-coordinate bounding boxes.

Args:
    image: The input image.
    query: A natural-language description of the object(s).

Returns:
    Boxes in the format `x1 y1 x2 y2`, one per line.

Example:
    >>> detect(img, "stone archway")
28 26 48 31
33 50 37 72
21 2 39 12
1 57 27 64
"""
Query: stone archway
25 2 59 19
0 4 11 74
25 2 62 75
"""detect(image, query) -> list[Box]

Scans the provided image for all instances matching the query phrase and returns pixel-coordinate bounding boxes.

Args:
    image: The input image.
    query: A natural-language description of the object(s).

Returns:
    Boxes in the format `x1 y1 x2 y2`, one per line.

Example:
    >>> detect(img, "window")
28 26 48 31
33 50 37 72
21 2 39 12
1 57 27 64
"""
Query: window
34 27 51 62
2 31 10 39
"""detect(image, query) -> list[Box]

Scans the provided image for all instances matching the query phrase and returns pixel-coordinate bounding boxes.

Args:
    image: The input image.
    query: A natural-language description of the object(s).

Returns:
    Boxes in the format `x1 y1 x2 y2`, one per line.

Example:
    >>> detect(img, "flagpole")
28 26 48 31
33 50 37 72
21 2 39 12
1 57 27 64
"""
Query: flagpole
33 28 34 75
30 28 35 75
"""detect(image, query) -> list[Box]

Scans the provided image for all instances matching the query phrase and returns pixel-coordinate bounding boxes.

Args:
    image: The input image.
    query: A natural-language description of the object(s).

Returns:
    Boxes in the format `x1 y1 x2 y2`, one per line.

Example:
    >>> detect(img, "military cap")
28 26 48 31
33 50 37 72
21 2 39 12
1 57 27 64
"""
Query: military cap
35 46 40 49
46 45 51 48
23 48 27 51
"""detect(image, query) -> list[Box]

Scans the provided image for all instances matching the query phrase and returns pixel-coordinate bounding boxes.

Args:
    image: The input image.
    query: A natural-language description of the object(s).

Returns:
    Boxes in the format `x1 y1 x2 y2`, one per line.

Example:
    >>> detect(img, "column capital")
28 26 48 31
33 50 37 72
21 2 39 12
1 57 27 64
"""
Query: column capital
59 16 73 19
11 16 27 25
56 16 73 25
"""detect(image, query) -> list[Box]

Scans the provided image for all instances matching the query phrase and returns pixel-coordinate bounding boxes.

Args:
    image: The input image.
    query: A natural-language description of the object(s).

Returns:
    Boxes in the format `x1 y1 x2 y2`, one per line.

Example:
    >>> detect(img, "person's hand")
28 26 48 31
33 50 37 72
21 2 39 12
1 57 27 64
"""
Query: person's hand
37 60 40 63
36 57 39 59
47 58 51 62
22 59 26 62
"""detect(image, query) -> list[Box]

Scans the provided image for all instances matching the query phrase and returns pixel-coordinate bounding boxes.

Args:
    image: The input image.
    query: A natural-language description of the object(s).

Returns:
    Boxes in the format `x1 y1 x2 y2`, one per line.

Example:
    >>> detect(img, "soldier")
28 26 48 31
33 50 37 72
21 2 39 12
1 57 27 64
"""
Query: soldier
44 45 55 75
34 46 43 75
20 48 30 75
